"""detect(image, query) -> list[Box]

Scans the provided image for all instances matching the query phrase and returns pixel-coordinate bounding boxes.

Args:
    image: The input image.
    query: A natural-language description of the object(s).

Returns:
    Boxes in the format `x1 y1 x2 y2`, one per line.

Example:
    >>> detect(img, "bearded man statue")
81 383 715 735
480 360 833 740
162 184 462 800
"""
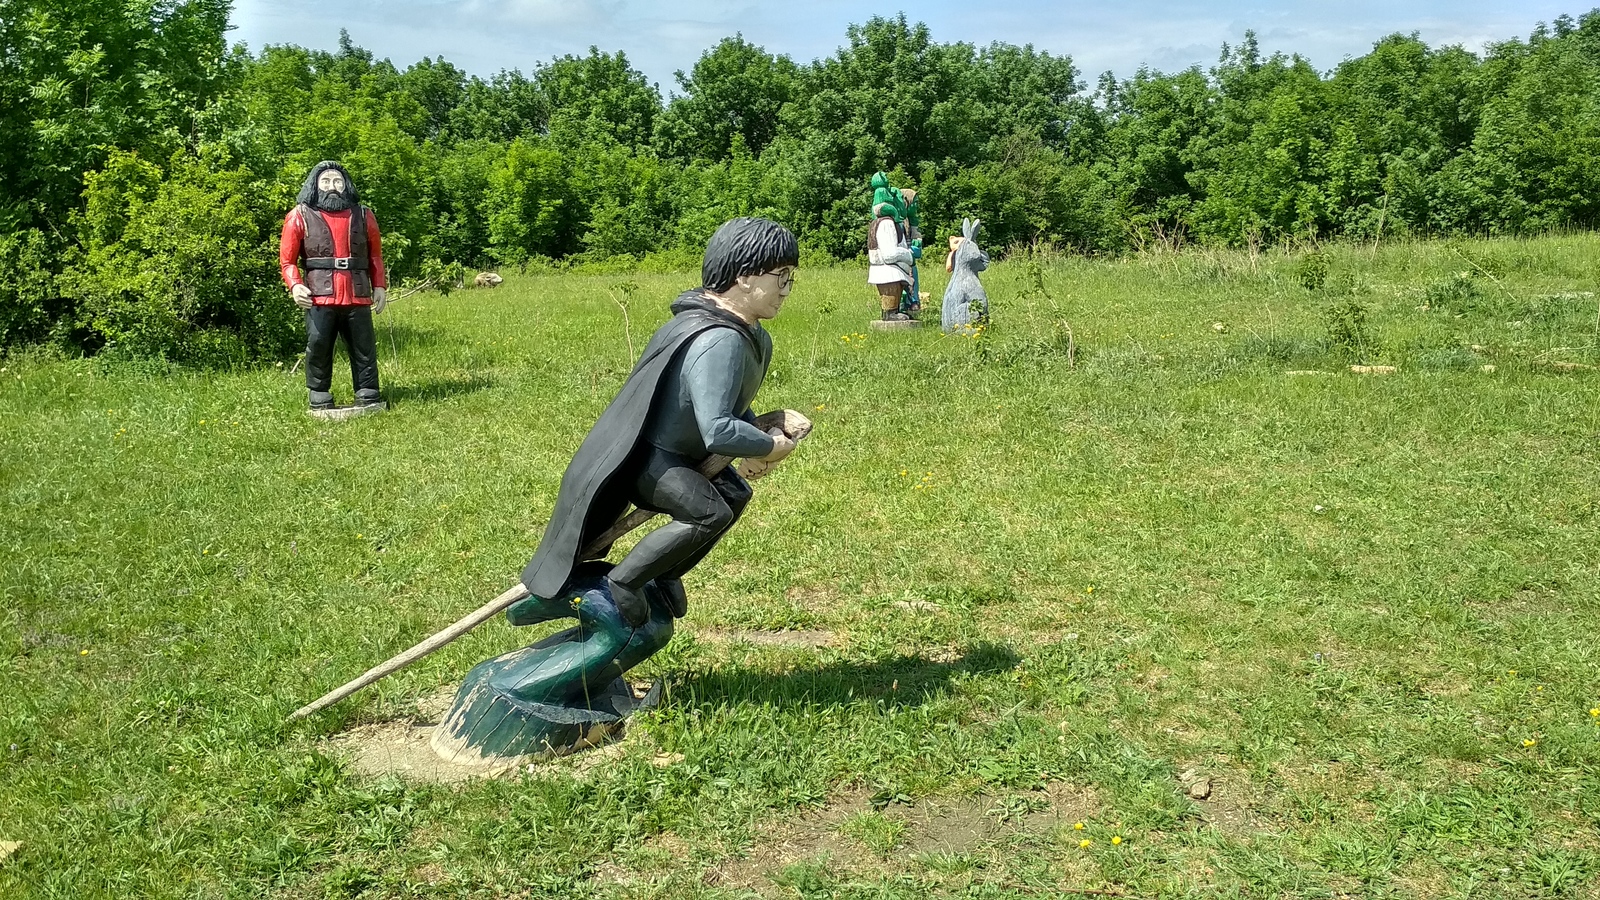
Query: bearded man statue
279 161 389 411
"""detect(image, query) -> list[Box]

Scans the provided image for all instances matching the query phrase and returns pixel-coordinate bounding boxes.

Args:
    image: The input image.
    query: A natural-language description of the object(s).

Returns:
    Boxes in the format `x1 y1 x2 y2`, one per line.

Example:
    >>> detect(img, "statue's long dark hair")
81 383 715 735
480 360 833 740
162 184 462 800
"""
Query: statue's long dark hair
701 217 799 292
296 161 360 209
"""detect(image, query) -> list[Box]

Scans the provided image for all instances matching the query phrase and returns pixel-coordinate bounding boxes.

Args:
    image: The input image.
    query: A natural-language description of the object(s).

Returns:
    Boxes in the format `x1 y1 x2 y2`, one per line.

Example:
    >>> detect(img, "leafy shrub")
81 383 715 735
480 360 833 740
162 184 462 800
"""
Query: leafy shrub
60 148 298 366
0 230 63 346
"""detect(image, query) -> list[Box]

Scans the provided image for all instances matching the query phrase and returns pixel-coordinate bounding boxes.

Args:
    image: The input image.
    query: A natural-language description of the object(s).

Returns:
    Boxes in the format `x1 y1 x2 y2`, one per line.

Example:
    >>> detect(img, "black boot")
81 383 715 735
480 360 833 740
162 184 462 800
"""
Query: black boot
658 577 688 618
881 309 910 322
309 390 334 410
606 576 651 627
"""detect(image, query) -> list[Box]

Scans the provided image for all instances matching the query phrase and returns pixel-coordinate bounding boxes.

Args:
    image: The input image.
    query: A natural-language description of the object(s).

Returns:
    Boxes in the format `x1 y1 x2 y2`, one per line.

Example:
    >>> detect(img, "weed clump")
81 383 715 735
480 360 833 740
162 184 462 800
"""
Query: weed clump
1423 272 1482 313
1322 298 1379 360
1294 249 1329 291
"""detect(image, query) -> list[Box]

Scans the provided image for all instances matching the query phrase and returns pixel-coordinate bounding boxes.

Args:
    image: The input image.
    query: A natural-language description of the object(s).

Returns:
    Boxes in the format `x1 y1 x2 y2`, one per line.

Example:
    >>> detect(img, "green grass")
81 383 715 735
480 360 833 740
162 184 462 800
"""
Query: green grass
3 234 1600 899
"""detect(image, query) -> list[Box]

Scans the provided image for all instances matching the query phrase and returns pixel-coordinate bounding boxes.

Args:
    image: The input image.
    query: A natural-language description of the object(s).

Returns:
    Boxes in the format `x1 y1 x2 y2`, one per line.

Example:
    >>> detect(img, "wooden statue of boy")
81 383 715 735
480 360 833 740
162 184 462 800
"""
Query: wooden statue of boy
430 217 809 764
279 161 388 413
520 216 801 626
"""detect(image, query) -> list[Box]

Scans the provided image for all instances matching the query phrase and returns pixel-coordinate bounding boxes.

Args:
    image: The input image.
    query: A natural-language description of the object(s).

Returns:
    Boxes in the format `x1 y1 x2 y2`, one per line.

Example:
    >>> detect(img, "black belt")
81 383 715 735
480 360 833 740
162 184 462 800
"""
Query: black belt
304 257 368 270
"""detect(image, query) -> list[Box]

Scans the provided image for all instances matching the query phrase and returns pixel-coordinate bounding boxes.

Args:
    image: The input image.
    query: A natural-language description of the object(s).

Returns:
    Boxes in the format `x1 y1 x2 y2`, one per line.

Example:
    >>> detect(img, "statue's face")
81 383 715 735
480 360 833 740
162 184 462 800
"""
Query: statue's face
737 266 794 321
715 266 793 323
317 170 347 194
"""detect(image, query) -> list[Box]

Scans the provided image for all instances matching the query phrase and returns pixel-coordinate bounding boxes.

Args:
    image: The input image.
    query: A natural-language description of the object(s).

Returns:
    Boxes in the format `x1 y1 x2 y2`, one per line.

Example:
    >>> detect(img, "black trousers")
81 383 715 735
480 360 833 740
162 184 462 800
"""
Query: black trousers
305 304 379 394
607 448 753 590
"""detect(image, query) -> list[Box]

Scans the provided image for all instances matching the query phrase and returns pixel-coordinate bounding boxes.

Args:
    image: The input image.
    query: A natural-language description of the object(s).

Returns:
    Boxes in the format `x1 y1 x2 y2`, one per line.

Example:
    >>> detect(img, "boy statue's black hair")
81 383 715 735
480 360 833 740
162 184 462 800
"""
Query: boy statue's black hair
701 217 799 293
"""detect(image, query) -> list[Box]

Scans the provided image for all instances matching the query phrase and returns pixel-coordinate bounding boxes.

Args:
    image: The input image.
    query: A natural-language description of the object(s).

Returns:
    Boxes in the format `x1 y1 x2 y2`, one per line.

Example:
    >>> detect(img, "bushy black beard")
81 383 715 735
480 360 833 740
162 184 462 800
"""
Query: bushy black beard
315 190 352 211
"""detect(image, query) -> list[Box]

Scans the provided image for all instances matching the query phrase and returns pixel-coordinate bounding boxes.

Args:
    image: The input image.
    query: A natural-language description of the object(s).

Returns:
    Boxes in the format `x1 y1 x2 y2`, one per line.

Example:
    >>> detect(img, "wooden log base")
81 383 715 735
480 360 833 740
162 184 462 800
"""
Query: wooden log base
431 576 673 765
309 402 388 421
868 319 922 331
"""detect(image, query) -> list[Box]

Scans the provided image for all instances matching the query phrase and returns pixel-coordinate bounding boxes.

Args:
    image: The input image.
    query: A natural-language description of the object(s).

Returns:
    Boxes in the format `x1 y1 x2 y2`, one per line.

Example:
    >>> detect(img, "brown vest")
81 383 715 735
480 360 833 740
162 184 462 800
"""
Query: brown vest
298 204 372 298
866 215 905 254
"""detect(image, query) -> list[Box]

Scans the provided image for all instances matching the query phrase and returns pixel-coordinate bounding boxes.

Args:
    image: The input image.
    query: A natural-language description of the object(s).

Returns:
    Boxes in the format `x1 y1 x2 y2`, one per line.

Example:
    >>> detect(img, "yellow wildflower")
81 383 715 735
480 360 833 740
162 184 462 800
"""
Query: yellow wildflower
1111 836 1122 846
1523 739 1536 747
1590 708 1598 717
1078 839 1091 849
79 649 89 656
1073 822 1084 831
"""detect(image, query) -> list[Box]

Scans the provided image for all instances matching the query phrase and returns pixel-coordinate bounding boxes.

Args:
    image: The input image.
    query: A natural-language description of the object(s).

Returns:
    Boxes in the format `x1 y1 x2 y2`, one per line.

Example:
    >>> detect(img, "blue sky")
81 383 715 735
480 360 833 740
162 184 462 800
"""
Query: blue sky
231 1 1579 91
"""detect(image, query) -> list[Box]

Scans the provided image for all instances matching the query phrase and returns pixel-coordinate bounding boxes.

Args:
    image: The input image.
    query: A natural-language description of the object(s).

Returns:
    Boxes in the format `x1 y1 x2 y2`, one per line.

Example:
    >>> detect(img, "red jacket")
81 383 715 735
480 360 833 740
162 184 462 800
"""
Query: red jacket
279 207 387 306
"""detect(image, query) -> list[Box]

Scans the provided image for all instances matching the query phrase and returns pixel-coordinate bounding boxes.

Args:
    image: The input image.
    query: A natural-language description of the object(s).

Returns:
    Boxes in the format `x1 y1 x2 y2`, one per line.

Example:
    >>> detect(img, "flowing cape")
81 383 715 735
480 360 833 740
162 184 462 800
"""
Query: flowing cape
520 292 760 599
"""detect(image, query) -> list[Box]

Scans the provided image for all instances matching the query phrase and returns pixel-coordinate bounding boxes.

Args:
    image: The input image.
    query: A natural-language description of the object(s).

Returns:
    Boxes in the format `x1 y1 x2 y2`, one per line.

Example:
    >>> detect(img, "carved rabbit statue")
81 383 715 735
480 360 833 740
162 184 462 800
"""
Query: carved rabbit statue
941 218 989 332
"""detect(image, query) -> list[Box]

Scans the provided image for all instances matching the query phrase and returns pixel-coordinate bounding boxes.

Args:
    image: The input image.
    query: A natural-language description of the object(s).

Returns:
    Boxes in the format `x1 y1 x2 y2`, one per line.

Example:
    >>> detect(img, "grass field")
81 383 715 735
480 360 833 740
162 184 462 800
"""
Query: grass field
4 234 1600 899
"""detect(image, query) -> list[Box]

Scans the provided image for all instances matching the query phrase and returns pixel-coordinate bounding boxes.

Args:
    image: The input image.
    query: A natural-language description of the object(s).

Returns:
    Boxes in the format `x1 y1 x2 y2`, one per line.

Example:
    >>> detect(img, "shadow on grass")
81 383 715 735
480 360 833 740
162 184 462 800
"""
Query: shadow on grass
668 642 1020 710
384 373 497 405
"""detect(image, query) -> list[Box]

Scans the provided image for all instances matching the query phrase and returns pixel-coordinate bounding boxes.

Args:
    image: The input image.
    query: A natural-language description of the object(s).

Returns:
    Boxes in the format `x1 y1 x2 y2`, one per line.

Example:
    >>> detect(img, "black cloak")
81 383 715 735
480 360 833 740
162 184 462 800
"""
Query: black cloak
520 291 764 600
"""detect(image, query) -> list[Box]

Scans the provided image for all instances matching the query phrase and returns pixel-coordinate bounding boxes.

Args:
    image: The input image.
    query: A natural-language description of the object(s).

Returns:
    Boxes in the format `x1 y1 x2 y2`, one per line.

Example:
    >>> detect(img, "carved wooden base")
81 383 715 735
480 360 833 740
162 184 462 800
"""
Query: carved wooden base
309 402 388 420
868 319 922 331
431 572 674 766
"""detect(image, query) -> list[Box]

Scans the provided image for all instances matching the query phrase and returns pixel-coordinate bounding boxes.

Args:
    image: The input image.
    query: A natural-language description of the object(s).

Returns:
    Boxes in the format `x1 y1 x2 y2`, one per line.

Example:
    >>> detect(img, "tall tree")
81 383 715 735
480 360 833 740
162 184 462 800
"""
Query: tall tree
537 48 661 148
655 35 797 161
0 0 234 232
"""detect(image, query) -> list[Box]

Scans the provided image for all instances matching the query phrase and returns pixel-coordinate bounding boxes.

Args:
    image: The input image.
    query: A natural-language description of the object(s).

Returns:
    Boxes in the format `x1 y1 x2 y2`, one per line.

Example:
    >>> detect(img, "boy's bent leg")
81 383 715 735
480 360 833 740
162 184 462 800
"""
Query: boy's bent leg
663 467 751 579
607 451 736 625
653 467 752 618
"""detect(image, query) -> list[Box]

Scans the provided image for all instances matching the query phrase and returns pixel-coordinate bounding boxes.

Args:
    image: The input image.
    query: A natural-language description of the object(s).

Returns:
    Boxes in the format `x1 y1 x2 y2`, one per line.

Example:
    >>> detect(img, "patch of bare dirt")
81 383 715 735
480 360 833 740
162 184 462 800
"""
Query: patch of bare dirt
784 584 844 608
709 790 875 892
1192 782 1263 836
322 685 651 784
327 720 490 784
702 782 1102 896
697 628 838 649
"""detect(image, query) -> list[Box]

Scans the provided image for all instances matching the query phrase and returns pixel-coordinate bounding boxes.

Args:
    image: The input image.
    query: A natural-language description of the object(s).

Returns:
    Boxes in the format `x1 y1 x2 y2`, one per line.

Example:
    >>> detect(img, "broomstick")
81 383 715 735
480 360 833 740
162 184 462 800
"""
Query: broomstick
286 410 811 722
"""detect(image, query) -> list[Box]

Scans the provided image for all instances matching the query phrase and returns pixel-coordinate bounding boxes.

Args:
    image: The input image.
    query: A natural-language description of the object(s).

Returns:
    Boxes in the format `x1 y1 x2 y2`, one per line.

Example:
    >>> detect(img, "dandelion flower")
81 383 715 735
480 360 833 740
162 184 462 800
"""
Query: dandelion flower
1079 839 1092 849
1523 739 1536 747
1086 585 1094 594
815 404 826 411
199 419 206 425
1590 708 1598 717
79 649 89 656
1073 822 1084 831
1111 836 1122 846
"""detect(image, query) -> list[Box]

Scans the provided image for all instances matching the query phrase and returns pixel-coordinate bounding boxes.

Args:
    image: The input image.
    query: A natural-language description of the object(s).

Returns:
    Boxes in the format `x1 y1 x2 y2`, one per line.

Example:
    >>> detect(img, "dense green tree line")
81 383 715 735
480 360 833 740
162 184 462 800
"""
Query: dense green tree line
3 2 1599 362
